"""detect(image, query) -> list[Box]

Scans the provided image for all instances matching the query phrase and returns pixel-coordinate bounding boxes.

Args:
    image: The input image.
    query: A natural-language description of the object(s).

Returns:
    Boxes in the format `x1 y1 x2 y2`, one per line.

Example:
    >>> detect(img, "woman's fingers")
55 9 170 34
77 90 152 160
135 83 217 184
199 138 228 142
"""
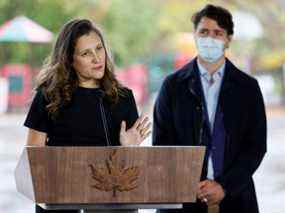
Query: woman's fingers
134 114 150 129
135 116 151 140
142 131 151 140
140 122 151 136
137 116 149 130
122 115 151 143
133 115 145 129
120 120 126 133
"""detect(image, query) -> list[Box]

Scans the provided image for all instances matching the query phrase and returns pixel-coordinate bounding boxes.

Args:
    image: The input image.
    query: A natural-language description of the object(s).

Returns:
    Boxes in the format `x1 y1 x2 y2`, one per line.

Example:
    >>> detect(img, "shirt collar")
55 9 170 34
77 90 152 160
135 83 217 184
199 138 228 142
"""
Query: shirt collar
197 60 226 80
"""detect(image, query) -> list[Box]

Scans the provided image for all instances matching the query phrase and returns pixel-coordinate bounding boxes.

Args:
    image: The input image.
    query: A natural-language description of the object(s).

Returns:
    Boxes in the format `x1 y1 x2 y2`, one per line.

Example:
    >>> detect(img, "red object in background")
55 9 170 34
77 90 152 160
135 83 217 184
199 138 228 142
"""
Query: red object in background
173 53 194 71
116 64 148 106
0 64 32 108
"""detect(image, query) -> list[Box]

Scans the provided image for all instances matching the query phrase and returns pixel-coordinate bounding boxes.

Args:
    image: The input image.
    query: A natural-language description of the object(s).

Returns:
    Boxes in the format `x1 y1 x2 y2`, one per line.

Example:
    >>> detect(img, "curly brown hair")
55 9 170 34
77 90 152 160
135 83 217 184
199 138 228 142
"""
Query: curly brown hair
36 19 124 117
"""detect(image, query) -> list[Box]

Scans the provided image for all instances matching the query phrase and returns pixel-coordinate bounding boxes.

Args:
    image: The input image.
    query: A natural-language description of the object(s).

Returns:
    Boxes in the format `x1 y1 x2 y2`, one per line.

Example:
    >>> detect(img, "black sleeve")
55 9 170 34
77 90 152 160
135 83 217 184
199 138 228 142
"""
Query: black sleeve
125 90 139 129
216 80 267 197
24 90 50 133
152 76 176 146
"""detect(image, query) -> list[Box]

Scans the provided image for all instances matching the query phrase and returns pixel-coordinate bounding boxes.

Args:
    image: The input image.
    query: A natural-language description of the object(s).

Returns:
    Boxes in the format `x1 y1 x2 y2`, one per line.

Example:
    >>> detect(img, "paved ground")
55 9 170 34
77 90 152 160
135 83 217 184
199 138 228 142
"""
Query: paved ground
0 106 284 213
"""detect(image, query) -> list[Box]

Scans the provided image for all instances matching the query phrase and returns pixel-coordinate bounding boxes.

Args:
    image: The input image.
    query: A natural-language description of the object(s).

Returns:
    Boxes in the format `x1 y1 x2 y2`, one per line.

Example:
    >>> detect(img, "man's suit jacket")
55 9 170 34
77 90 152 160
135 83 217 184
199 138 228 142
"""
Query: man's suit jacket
153 58 267 213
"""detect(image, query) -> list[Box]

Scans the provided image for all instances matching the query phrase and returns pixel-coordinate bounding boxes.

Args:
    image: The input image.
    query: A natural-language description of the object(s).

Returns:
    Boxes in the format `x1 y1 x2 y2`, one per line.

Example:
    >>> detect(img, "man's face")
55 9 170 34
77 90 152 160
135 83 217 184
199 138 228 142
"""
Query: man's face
194 16 232 49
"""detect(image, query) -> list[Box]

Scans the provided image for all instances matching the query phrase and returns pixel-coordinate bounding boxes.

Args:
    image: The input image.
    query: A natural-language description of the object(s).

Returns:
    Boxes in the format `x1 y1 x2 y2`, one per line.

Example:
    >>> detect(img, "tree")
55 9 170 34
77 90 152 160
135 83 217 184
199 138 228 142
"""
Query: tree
88 0 160 66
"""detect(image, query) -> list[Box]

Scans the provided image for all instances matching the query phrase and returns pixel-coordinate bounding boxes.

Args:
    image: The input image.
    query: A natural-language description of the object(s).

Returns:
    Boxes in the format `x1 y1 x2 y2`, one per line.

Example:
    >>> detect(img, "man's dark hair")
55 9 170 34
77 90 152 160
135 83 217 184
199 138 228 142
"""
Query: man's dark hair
191 4 234 36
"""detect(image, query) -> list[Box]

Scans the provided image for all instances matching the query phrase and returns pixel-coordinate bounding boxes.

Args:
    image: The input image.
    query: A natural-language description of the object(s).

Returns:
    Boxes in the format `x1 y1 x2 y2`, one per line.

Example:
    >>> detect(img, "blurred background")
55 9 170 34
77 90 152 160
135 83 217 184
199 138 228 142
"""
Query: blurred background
0 0 284 212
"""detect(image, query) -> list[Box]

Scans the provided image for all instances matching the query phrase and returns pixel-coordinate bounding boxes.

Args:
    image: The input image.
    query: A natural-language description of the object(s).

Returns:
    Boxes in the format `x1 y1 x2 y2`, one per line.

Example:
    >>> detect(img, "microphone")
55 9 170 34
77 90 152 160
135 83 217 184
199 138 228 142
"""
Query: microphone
98 89 111 146
96 89 105 99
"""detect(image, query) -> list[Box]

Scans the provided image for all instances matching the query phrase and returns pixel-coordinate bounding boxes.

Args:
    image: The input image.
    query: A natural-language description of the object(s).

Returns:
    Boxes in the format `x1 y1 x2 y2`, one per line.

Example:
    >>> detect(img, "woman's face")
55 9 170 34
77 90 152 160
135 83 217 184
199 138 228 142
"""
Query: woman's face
72 31 106 88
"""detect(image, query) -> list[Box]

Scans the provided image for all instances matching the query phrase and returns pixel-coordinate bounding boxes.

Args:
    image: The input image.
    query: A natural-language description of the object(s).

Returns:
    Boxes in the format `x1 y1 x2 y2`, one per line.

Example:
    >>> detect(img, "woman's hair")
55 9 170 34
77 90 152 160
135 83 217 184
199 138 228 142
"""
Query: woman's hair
36 19 124 116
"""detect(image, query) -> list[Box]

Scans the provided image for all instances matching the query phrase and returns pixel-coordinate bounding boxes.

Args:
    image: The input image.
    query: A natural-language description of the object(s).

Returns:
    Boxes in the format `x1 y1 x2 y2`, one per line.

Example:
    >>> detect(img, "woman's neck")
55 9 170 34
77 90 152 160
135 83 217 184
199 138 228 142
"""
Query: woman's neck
79 80 100 88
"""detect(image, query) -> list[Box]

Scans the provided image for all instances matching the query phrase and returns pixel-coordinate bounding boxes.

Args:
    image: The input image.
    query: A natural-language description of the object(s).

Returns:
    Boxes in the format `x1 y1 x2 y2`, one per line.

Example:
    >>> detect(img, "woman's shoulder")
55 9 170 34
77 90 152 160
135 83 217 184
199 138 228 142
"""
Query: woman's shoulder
31 87 48 104
118 87 135 102
106 87 135 110
110 87 138 122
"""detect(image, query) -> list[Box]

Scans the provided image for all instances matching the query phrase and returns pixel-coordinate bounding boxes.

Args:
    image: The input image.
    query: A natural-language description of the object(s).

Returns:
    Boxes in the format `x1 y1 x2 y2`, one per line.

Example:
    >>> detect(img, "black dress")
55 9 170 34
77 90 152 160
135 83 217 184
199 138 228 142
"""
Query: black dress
24 86 139 213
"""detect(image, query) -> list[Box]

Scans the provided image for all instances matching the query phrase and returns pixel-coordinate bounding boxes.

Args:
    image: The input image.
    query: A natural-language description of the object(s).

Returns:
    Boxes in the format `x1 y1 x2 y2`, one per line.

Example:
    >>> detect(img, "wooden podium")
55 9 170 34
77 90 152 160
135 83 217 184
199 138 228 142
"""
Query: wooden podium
15 146 205 212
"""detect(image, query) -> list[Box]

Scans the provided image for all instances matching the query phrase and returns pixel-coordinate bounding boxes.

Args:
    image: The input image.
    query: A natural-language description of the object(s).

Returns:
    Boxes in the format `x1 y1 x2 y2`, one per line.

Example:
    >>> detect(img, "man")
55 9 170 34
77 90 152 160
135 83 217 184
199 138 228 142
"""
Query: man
153 4 267 213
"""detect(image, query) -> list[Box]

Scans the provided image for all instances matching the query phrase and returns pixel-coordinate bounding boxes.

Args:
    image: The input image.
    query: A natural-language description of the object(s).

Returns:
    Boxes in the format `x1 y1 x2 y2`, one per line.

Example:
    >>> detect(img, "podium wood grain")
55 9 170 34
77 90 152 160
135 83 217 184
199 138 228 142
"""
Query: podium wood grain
15 146 205 204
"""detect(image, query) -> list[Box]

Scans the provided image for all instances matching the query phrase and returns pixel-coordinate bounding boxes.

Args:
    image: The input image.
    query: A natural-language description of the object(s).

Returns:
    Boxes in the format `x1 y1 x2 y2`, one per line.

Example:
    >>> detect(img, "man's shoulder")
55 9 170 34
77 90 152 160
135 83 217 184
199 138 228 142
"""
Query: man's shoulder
164 60 195 84
227 59 258 88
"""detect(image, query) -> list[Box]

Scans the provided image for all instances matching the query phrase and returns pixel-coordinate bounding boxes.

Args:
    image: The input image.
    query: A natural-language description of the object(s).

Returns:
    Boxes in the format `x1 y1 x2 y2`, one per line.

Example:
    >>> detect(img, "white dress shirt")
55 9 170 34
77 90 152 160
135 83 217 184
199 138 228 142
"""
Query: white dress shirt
197 60 225 179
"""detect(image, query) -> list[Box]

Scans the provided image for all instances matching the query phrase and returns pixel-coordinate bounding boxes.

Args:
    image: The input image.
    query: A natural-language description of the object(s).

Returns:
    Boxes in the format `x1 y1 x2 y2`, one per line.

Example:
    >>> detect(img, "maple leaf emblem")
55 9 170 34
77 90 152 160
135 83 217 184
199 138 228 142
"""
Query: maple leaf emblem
88 150 139 197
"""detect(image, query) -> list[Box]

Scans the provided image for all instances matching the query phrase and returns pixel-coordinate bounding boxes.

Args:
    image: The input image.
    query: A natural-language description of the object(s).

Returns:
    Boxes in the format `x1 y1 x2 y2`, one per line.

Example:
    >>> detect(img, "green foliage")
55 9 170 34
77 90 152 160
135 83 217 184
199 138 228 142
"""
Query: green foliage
0 0 284 70
0 0 160 67
0 0 83 66
98 0 159 65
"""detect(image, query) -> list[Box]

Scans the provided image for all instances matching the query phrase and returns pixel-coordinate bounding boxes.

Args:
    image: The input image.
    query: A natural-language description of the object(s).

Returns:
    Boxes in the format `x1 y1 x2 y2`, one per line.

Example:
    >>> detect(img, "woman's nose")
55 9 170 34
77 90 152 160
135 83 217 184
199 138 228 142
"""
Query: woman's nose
91 50 100 62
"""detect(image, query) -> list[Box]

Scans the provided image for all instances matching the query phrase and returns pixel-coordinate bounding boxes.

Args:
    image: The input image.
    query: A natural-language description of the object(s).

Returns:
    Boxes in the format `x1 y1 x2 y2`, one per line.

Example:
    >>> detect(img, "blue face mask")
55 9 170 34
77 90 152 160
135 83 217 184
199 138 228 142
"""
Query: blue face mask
196 37 225 63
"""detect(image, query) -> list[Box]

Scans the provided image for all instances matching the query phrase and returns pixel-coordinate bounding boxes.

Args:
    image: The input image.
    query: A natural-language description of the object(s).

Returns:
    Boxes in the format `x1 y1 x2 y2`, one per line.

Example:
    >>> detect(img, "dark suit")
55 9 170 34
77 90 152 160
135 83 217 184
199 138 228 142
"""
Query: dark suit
153 58 267 213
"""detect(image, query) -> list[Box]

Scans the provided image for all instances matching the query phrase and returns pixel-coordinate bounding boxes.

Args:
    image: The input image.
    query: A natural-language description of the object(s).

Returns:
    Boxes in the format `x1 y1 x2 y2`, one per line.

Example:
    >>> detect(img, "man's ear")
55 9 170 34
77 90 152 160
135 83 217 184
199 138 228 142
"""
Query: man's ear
225 35 233 49
228 35 233 42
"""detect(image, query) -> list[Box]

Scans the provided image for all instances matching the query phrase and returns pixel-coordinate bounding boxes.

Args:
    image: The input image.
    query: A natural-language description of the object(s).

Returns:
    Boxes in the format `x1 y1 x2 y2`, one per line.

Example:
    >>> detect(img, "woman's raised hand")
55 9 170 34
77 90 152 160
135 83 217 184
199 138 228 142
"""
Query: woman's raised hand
119 115 151 146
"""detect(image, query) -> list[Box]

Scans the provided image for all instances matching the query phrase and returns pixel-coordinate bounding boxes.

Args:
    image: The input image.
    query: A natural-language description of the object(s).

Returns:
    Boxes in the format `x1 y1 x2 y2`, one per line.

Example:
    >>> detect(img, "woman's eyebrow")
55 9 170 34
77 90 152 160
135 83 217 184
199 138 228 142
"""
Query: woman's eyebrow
78 43 103 53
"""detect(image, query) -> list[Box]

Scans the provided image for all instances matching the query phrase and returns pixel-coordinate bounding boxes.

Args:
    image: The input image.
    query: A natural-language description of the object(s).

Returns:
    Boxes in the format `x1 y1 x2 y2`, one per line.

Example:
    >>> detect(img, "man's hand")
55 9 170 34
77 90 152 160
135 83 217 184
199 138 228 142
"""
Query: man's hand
197 180 225 206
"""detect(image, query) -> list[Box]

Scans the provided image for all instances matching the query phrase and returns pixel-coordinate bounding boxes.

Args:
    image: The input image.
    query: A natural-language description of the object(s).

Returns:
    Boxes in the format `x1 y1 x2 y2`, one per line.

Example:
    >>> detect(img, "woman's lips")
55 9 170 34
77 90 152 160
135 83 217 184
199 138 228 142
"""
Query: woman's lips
93 64 104 70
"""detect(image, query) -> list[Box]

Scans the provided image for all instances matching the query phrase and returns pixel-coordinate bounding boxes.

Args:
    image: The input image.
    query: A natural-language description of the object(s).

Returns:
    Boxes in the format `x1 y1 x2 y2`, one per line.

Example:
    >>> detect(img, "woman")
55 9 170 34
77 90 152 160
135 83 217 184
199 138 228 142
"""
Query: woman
24 19 150 213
